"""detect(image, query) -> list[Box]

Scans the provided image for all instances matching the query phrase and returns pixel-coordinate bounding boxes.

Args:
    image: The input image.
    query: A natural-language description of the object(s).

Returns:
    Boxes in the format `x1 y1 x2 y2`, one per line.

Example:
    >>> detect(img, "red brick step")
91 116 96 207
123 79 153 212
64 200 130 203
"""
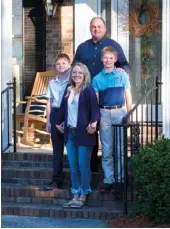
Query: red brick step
1 183 119 208
1 167 103 188
1 201 122 220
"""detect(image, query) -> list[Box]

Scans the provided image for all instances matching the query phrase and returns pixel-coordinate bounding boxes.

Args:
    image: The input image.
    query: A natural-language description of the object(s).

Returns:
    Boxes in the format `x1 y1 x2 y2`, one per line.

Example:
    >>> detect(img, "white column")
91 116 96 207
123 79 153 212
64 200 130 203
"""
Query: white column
134 38 141 88
162 0 170 138
1 0 12 90
74 0 101 51
1 0 13 150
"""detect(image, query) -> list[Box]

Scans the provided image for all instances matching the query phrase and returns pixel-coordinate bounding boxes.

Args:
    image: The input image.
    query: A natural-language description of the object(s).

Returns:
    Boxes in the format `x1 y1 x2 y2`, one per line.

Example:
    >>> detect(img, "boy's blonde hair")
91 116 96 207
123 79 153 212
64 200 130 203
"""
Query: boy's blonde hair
69 62 91 91
102 46 118 60
55 53 71 63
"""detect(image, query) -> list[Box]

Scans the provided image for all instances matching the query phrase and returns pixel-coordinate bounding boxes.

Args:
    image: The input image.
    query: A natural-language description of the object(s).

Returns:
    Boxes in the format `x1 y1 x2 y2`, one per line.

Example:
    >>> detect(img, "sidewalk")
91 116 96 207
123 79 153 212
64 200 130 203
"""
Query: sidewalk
1 215 108 228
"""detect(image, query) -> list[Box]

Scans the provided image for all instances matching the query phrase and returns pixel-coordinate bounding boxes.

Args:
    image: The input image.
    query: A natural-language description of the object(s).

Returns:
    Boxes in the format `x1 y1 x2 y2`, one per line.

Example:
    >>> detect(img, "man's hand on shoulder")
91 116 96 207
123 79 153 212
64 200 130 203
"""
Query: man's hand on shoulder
116 67 124 72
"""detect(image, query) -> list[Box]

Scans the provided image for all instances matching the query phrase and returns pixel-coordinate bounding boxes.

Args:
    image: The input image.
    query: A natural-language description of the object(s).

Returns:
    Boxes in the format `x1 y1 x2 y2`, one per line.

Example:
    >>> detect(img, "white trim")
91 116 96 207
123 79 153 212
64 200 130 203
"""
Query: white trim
111 0 118 41
97 0 101 16
162 0 170 138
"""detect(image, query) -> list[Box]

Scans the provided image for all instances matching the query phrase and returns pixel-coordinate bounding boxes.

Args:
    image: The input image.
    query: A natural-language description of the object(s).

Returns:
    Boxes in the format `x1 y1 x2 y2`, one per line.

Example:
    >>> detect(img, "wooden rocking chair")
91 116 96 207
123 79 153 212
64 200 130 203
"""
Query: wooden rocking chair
16 70 57 146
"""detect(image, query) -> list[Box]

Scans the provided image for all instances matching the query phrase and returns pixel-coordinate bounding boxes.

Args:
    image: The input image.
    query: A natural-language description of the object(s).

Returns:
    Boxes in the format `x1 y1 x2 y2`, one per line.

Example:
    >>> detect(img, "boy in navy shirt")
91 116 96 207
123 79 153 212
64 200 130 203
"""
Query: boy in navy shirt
92 46 132 192
43 54 71 190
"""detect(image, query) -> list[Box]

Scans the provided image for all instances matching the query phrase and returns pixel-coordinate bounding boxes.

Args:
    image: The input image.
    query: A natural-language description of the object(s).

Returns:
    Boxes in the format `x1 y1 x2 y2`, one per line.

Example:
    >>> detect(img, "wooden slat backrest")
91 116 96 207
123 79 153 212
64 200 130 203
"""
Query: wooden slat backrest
19 70 58 145
31 70 58 96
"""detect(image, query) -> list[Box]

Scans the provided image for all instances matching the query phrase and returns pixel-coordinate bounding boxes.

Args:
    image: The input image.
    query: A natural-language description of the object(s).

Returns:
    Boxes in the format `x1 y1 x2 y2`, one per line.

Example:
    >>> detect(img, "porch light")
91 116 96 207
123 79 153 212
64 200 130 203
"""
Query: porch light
44 0 63 18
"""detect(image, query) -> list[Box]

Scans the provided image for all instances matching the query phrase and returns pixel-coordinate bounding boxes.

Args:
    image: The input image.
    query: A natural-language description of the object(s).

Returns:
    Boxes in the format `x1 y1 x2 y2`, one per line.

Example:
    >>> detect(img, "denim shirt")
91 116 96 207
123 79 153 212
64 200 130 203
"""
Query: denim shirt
73 37 130 78
56 84 101 146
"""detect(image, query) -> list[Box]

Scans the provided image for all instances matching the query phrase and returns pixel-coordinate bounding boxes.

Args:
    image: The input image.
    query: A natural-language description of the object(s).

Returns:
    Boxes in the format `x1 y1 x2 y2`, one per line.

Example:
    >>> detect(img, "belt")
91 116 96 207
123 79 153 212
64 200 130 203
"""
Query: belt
68 125 76 130
100 105 124 110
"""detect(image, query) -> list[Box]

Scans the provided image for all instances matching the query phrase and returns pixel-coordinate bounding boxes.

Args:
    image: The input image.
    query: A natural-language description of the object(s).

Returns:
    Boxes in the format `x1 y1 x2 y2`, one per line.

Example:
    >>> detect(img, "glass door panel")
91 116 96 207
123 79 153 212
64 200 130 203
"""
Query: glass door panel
129 0 162 103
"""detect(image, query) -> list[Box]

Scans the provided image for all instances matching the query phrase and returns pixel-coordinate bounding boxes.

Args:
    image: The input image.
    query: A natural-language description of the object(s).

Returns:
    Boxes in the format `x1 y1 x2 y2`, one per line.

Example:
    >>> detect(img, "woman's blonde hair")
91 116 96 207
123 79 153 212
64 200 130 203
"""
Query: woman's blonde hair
69 62 91 92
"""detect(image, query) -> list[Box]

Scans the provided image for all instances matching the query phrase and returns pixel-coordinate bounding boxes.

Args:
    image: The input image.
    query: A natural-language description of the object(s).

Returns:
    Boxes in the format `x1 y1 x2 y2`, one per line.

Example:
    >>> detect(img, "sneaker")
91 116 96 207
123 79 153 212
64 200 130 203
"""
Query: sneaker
99 183 113 193
39 181 62 191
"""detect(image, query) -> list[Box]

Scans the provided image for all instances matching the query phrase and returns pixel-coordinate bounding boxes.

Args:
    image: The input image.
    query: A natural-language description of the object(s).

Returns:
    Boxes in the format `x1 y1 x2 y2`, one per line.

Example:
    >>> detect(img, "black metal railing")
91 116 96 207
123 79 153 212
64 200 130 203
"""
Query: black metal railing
1 87 10 152
123 76 162 145
111 77 162 214
1 77 16 152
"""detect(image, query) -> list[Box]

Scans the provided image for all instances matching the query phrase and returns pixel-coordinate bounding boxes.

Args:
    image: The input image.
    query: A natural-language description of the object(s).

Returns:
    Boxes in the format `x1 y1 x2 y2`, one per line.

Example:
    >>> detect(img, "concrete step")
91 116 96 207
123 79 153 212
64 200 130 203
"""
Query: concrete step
1 183 119 208
1 201 123 220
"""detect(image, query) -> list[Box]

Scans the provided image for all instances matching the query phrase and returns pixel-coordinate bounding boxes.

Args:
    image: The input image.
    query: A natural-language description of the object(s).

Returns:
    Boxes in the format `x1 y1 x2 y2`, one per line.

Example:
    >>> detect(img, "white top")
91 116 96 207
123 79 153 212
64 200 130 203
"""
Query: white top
67 90 80 127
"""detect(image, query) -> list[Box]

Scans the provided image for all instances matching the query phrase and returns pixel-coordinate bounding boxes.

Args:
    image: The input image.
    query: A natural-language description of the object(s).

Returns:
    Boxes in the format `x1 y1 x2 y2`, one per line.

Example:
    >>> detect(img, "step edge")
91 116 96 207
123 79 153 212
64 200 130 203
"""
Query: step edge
1 201 123 213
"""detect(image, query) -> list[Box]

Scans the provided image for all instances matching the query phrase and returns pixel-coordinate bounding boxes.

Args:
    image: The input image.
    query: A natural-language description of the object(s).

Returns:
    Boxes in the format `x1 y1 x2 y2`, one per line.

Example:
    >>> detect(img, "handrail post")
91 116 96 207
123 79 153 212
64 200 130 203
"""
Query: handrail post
155 77 158 140
7 87 10 147
13 77 17 152
123 124 128 214
155 76 163 140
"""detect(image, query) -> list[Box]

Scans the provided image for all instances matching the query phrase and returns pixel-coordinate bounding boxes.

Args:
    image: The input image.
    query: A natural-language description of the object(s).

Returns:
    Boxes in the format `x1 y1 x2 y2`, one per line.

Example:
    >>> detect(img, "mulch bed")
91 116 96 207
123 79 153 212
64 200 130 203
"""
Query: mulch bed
109 215 170 228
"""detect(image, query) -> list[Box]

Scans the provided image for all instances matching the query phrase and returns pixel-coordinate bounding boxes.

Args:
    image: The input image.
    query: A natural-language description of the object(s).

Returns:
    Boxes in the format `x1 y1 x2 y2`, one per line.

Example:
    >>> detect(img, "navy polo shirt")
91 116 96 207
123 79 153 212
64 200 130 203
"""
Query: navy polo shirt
73 37 130 78
92 68 131 106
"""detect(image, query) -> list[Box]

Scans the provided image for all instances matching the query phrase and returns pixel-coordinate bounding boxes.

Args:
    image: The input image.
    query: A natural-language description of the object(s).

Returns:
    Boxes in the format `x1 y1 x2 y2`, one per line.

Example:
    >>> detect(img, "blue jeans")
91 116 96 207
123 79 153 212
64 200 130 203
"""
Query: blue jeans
66 129 93 195
100 107 127 184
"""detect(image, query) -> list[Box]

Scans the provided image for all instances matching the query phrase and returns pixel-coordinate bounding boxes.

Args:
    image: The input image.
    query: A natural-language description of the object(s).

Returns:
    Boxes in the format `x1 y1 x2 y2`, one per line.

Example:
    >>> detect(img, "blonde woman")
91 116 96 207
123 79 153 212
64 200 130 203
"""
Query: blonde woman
56 62 100 208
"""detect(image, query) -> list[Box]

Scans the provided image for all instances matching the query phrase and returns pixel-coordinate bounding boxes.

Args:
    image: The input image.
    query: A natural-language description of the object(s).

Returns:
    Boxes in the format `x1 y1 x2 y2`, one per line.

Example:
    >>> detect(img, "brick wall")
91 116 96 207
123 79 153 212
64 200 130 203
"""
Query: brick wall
46 1 73 70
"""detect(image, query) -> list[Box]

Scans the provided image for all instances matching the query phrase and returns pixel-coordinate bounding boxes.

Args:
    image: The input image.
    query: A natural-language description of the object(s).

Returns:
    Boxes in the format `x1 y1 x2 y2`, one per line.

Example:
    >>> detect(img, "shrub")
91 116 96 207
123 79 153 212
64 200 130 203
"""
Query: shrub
130 137 170 225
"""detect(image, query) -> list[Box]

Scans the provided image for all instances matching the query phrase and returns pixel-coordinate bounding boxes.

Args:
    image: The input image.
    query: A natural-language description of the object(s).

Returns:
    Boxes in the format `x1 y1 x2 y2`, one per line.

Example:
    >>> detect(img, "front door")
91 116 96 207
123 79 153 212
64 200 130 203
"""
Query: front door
23 0 46 97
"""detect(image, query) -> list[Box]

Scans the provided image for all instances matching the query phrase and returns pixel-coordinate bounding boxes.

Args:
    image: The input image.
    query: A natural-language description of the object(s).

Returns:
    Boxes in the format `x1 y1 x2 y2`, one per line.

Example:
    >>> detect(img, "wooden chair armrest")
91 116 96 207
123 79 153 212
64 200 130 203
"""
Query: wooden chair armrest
25 96 34 100
16 101 27 104
25 96 47 104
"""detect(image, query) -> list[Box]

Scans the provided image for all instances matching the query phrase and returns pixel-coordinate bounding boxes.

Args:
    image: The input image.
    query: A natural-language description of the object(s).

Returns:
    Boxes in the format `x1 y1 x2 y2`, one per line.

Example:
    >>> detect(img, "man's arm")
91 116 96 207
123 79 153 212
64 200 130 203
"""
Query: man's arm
115 42 130 74
95 92 99 102
125 89 132 113
92 77 99 103
72 45 81 64
86 86 100 134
